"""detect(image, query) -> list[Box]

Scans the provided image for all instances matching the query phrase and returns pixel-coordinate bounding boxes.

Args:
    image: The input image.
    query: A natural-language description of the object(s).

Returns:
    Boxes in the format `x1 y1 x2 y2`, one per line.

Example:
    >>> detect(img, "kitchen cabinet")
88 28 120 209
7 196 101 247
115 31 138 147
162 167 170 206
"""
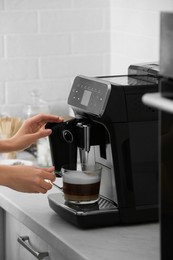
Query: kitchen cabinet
4 211 67 260
0 207 5 260
0 185 159 260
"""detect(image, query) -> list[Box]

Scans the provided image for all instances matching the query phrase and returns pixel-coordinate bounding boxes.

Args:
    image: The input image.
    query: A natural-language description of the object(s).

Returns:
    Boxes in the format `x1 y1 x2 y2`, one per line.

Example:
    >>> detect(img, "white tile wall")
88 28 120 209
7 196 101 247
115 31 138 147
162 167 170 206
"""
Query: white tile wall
0 0 173 117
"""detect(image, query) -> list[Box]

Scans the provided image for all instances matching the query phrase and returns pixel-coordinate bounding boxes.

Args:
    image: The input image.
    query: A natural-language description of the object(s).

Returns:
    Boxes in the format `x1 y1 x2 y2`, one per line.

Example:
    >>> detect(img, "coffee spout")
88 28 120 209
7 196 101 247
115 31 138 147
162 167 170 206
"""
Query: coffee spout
77 122 90 166
79 149 89 166
83 124 90 152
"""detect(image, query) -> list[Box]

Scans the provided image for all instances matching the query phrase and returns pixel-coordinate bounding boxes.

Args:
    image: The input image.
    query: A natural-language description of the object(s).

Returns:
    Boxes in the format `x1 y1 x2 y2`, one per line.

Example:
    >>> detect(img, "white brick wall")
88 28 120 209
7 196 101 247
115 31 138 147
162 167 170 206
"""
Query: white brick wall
5 0 71 10
0 0 173 118
0 11 37 34
40 10 104 33
0 36 4 57
6 34 70 57
109 0 173 74
0 58 38 81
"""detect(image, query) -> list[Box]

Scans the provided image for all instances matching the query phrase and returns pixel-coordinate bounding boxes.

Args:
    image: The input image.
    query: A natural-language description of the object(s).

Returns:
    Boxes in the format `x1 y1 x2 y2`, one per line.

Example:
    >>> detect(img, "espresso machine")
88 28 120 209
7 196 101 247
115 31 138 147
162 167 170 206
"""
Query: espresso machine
47 63 159 228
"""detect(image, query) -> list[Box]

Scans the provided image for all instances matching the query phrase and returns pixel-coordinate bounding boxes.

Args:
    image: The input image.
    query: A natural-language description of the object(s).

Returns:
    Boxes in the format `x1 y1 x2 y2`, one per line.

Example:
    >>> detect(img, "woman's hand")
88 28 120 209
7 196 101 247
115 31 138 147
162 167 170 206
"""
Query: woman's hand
0 113 62 194
10 114 63 151
0 165 56 193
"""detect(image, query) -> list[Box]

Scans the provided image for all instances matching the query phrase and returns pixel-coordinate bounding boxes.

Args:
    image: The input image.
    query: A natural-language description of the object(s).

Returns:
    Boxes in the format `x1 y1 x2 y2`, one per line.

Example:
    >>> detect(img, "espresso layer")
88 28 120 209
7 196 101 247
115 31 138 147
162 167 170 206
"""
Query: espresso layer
63 181 100 202
64 194 98 202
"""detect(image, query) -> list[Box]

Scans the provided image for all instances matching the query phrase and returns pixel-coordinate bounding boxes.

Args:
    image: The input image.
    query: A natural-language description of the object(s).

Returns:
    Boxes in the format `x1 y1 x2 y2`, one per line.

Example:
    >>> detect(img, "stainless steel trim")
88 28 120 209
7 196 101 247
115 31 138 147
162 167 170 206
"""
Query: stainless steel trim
142 92 173 113
17 236 49 260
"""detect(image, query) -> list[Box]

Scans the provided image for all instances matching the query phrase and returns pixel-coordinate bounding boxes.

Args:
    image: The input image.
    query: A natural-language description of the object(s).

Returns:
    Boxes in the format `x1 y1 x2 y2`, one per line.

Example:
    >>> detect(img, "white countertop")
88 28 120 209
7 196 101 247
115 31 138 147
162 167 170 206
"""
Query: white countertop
0 182 160 260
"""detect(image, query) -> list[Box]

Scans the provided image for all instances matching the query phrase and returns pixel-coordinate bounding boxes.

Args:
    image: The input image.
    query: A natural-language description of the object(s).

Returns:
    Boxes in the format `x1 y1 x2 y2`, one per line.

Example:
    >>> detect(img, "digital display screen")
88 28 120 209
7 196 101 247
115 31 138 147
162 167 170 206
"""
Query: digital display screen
81 90 92 106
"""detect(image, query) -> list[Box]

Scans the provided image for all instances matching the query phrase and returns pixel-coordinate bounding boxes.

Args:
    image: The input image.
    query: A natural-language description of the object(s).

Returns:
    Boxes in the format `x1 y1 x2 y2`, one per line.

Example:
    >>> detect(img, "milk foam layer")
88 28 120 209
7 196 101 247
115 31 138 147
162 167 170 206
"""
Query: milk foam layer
63 171 100 185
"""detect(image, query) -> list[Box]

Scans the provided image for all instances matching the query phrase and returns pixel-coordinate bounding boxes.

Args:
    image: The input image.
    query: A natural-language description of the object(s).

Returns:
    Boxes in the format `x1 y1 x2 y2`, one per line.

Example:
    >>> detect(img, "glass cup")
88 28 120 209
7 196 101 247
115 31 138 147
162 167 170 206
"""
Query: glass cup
61 164 102 205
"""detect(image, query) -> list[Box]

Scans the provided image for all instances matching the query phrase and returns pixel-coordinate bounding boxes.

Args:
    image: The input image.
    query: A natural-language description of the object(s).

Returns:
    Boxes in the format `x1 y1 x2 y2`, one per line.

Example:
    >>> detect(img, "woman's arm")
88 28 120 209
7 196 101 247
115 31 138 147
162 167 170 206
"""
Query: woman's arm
0 113 63 153
0 138 14 153
0 165 56 193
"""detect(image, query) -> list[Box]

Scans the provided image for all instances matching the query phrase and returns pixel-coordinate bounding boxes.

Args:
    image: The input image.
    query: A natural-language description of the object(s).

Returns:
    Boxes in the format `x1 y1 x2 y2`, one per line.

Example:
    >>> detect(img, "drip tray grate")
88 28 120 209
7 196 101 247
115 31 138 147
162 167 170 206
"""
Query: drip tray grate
49 193 118 214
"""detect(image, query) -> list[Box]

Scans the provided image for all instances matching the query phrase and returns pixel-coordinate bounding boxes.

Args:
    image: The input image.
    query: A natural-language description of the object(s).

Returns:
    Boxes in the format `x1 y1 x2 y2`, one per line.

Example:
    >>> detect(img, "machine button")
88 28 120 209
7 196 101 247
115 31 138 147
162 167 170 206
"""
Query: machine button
63 130 73 143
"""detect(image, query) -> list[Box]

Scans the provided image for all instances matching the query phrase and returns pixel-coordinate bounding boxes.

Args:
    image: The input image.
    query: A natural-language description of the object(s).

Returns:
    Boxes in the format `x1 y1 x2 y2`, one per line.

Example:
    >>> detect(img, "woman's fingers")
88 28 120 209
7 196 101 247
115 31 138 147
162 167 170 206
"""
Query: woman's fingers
40 167 56 182
29 114 64 126
40 179 53 191
32 167 56 193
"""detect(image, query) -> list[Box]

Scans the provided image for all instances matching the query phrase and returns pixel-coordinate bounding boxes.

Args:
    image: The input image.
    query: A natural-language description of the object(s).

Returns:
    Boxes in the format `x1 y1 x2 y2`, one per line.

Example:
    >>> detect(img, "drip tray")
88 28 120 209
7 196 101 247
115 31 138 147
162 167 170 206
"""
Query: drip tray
48 193 120 228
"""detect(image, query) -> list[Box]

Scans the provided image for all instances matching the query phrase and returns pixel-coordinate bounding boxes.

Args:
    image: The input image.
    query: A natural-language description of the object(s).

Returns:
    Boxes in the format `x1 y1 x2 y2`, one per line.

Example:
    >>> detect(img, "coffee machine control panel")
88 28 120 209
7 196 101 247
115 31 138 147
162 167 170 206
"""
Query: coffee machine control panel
68 75 111 117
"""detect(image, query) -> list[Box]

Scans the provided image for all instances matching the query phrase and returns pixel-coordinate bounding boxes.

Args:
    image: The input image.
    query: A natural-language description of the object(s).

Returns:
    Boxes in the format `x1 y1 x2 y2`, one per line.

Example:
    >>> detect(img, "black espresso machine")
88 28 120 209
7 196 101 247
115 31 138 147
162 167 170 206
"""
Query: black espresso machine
47 63 159 228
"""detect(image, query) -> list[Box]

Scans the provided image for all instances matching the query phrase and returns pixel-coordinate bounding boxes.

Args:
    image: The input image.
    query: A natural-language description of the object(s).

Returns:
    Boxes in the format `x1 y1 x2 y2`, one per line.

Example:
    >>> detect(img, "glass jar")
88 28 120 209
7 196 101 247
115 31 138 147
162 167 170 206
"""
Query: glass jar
24 90 51 166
